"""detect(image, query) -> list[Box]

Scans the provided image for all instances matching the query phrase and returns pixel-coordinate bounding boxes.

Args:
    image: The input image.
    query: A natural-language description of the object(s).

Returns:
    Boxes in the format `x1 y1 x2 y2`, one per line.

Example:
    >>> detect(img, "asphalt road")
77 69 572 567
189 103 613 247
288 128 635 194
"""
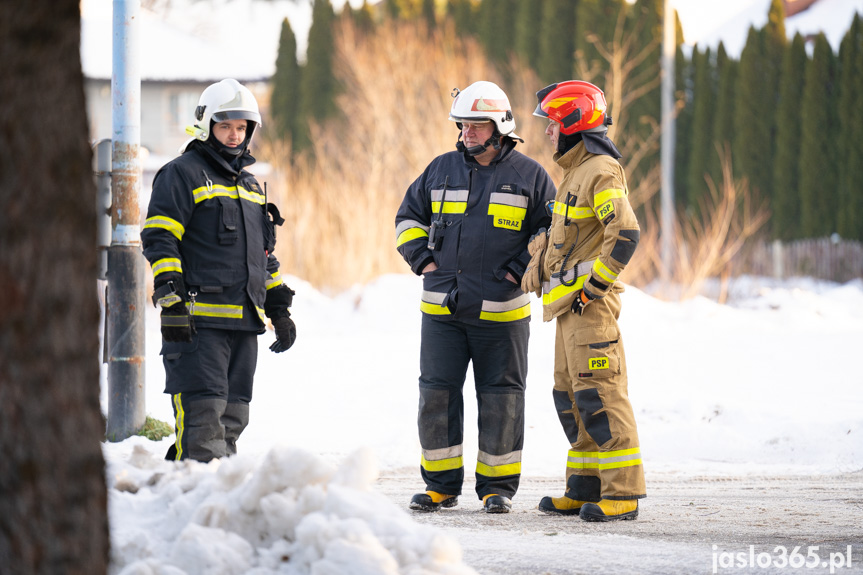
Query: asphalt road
375 471 863 575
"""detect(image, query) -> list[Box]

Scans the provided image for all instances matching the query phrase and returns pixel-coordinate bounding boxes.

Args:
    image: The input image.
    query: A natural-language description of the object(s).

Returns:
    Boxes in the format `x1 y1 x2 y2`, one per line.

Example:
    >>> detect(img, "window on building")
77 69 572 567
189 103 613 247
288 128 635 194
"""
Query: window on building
170 90 199 129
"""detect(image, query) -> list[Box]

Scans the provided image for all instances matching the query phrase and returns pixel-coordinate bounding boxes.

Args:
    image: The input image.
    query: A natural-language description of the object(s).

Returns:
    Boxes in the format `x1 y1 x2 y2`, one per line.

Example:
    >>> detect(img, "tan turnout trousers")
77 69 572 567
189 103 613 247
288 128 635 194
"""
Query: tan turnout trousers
552 286 646 501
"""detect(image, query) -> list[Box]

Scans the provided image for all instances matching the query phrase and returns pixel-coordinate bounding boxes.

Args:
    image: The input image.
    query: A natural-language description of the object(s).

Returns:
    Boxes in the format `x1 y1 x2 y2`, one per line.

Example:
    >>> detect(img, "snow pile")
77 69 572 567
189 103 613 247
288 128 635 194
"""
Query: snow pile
105 440 475 575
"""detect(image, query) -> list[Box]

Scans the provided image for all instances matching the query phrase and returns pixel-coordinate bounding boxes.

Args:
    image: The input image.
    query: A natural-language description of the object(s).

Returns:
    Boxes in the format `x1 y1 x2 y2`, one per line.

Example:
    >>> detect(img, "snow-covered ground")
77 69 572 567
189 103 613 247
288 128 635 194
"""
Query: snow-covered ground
102 274 863 574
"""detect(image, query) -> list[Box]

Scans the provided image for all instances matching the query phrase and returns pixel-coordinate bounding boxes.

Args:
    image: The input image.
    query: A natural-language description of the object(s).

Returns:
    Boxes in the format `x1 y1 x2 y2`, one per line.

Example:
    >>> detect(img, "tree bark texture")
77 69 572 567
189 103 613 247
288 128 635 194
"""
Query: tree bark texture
0 1 109 573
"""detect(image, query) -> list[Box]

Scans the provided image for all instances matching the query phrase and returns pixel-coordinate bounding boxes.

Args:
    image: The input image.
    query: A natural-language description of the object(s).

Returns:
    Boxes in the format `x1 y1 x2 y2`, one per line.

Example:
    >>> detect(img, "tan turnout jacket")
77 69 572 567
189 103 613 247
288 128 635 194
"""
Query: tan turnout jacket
541 142 640 321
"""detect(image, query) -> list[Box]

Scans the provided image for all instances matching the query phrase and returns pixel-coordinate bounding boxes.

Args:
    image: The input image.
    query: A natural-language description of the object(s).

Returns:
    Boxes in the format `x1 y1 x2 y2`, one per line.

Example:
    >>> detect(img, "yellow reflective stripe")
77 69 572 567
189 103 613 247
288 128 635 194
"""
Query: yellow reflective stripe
593 259 618 283
479 303 531 322
420 300 451 315
256 306 266 323
476 460 522 477
152 258 182 277
421 454 463 472
487 204 527 221
567 448 642 470
238 186 266 205
542 275 586 306
266 272 284 290
567 460 599 469
480 294 531 322
144 216 185 241
594 188 626 208
172 393 184 460
189 302 243 319
541 260 594 303
193 184 236 203
553 202 594 220
600 458 643 470
192 184 265 205
431 200 467 214
397 227 429 247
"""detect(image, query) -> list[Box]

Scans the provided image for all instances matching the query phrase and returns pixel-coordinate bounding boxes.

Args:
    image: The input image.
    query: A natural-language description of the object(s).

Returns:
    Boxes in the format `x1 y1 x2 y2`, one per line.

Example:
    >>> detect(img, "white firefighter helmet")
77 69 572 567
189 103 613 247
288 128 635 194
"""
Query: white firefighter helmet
182 78 262 151
449 80 522 142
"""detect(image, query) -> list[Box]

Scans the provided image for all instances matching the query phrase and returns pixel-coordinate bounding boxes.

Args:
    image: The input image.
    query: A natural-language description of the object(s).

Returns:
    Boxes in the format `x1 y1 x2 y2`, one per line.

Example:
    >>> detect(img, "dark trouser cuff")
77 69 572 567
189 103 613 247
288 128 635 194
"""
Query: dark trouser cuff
565 473 602 502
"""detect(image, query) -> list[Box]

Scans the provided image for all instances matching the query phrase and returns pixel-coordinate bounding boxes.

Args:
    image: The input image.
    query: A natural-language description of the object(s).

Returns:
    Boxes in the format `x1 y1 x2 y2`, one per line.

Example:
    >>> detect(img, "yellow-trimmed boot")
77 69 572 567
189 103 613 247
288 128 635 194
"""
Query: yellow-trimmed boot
482 493 512 513
409 491 458 512
579 499 638 522
537 495 588 516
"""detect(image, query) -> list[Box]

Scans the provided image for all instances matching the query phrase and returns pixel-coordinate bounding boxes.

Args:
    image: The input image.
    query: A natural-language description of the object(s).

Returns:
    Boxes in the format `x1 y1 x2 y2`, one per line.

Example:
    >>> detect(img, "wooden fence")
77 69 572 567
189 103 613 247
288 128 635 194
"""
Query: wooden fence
734 237 863 283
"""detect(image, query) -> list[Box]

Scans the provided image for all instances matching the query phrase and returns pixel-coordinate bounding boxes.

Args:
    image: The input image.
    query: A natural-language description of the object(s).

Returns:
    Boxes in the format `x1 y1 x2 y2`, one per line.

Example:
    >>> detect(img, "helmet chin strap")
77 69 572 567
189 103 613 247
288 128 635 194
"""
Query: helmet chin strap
464 131 502 156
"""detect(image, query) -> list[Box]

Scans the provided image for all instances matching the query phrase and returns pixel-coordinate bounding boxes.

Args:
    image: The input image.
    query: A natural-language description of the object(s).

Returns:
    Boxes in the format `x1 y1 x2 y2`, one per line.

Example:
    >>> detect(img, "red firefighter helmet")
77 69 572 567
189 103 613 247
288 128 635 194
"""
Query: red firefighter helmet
533 81 610 135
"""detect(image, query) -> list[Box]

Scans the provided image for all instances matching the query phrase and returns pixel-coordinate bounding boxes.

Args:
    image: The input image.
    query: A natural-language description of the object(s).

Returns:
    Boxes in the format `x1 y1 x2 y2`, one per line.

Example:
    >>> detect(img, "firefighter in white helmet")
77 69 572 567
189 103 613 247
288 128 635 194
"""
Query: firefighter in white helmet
525 80 645 521
142 79 297 462
395 80 556 513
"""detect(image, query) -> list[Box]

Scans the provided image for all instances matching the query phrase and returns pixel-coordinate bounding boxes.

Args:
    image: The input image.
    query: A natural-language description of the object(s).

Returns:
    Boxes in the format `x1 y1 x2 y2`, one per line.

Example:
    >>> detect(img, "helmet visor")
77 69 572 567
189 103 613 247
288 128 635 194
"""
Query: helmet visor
450 116 493 130
212 110 261 124
532 103 549 118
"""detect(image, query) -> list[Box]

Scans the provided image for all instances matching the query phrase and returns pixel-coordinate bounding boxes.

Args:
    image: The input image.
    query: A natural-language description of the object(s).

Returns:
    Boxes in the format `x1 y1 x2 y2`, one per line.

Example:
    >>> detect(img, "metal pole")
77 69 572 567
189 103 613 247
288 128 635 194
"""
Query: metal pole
94 139 112 282
94 139 112 366
660 0 676 287
106 0 146 441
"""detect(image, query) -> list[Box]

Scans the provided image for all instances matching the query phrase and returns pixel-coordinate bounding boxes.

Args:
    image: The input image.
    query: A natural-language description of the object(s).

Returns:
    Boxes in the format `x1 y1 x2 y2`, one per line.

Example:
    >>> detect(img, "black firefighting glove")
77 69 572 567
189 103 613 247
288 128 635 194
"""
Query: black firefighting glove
269 314 296 353
153 277 194 343
571 287 596 316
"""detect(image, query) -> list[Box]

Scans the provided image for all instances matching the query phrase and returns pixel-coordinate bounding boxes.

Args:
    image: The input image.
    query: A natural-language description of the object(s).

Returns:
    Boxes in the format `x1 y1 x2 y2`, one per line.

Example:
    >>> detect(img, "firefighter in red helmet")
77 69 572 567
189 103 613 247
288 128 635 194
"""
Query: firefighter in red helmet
524 80 646 521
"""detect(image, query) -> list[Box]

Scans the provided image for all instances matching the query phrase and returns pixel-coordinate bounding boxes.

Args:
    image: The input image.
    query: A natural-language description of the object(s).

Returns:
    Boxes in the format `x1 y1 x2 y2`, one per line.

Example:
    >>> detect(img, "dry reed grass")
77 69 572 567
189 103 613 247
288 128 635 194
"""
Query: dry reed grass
257 19 766 301
256 19 559 291
620 149 770 300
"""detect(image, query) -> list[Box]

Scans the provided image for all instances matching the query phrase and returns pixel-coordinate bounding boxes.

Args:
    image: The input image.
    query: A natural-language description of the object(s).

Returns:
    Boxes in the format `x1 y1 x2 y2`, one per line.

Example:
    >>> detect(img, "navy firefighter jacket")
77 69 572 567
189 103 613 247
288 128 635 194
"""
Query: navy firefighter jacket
395 140 556 325
142 140 284 333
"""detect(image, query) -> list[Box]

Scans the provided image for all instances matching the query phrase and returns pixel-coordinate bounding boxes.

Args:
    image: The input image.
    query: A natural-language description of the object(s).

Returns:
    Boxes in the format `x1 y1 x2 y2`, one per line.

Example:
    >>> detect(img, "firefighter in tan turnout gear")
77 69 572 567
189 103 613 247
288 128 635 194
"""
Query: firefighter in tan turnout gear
396 81 556 513
524 81 645 521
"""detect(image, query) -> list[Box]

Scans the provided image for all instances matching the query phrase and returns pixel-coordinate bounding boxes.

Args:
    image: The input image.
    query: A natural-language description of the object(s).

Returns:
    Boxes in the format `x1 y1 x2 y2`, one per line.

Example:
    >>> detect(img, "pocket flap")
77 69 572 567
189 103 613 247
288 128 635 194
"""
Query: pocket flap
577 340 621 379
573 322 620 346
186 268 239 288
160 336 198 357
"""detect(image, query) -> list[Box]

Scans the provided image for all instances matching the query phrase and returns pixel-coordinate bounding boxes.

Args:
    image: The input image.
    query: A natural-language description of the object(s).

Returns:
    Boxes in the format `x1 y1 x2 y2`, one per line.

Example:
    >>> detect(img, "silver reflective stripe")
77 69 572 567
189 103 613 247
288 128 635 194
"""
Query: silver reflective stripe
481 293 530 313
430 188 469 202
598 451 642 465
423 444 464 461
489 192 528 208
422 290 447 305
477 449 522 466
189 303 243 319
396 219 429 236
543 259 595 292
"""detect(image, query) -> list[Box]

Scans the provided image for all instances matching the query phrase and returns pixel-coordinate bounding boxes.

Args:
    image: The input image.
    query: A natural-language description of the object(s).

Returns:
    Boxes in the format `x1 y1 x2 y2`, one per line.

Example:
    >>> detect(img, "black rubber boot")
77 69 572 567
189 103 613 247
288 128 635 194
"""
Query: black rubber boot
538 495 585 516
482 494 512 514
409 491 459 512
580 499 639 522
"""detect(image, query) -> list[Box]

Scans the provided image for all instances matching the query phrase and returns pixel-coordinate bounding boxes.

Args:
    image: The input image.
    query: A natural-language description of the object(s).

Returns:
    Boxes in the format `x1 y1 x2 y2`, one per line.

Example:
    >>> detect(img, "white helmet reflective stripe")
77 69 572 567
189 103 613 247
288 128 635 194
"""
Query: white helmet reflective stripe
449 80 522 142
184 78 262 144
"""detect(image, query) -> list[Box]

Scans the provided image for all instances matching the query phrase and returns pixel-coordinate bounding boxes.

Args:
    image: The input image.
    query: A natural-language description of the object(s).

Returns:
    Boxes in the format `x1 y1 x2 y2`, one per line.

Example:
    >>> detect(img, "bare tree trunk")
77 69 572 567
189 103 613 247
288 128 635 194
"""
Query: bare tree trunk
0 1 109 573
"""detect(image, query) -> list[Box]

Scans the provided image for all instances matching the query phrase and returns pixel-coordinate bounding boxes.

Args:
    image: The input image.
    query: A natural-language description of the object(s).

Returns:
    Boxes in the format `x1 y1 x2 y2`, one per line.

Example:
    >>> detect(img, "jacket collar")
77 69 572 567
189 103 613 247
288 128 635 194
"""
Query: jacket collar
554 141 592 170
189 140 256 178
